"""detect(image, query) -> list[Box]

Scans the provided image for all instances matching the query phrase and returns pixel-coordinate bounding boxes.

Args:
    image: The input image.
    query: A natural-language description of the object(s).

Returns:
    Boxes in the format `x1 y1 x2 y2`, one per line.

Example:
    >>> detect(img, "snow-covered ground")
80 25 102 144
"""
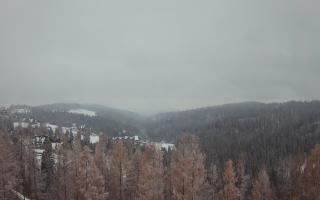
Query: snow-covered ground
68 109 96 117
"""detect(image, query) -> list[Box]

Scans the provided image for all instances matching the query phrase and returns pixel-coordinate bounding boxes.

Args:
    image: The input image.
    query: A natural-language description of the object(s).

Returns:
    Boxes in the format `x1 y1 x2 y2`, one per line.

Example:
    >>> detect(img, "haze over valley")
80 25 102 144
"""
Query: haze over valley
1 0 320 199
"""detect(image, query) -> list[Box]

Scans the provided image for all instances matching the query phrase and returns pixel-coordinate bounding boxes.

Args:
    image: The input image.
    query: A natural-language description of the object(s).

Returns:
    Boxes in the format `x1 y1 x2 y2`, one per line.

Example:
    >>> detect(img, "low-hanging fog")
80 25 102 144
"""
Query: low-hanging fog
0 0 319 113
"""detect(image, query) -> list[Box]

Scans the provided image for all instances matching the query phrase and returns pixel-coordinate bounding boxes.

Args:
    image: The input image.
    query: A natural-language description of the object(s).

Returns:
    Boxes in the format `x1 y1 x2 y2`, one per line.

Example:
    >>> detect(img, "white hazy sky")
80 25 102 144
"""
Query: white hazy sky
0 0 319 113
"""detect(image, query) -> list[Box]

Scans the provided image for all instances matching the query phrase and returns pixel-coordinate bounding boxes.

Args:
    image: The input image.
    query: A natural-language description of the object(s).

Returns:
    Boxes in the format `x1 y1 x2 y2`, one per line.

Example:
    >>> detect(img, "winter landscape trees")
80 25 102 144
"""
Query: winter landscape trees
2 102 320 199
0 132 19 199
1 130 320 200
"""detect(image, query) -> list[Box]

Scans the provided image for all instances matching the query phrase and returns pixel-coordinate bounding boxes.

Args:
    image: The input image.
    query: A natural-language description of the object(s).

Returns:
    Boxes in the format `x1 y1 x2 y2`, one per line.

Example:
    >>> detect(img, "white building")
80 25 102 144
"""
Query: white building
13 122 29 129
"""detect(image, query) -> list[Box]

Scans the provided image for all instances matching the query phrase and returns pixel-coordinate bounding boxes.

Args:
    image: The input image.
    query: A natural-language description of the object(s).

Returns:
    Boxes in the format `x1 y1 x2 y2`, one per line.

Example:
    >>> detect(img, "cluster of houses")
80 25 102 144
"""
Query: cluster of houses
9 113 175 167
0 105 9 114
32 133 174 166
11 108 31 114
13 118 41 129
13 118 175 152
112 135 174 151
1 106 175 173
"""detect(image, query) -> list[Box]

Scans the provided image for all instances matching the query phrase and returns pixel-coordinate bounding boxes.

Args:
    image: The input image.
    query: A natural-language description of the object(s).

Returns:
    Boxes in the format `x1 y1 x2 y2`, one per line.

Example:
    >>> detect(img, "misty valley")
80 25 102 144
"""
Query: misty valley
1 101 320 199
1 0 320 199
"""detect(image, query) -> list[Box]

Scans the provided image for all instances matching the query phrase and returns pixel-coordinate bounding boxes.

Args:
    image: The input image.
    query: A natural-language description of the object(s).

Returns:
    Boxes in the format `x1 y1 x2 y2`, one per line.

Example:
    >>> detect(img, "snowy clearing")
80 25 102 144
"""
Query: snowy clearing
68 109 96 117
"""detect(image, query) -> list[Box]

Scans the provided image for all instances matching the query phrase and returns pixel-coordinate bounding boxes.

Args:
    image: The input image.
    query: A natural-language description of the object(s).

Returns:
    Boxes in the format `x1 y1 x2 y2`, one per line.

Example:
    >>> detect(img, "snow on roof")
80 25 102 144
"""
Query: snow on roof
68 109 96 117
52 143 60 149
35 149 44 166
35 149 44 154
12 108 30 114
46 123 58 132
90 135 100 144
61 126 77 134
152 142 175 151
13 122 29 129
35 136 46 143
161 143 175 151
112 135 140 141
61 127 70 134
71 129 78 135
31 122 41 128
0 104 9 109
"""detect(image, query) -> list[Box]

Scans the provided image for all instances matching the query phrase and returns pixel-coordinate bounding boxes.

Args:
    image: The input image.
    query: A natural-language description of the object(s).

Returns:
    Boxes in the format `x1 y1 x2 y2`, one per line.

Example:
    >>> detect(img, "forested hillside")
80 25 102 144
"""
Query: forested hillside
6 103 143 137
145 101 320 173
1 130 320 200
2 101 320 199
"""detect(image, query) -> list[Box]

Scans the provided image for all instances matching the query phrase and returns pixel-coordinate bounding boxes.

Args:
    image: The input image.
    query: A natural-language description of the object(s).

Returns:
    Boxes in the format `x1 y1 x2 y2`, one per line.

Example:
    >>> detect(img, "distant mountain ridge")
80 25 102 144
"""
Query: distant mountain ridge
143 100 320 171
24 103 143 136
145 100 320 140
35 103 142 118
8 101 320 140
6 100 320 178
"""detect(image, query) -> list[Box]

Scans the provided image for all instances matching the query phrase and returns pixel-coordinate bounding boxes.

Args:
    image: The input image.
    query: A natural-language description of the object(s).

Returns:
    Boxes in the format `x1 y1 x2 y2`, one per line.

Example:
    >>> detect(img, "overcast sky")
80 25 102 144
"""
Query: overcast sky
0 0 319 113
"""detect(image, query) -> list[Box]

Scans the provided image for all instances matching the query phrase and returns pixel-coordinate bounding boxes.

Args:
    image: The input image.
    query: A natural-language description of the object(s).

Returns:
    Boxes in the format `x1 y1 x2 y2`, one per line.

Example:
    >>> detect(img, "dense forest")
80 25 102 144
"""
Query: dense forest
1 130 320 200
1 101 320 199
4 103 142 137
146 101 320 173
2 0 318 198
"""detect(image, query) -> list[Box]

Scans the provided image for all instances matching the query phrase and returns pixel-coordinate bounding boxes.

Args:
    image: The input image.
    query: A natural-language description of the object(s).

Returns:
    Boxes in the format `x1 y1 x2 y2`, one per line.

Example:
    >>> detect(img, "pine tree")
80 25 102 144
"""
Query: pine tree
136 146 164 200
163 148 174 199
110 140 130 200
275 157 295 200
79 146 107 200
0 132 19 199
205 163 220 200
71 133 82 200
236 158 249 200
124 148 142 199
61 132 71 150
251 169 273 200
164 164 174 200
289 153 306 200
171 135 205 200
223 160 239 200
41 137 55 198
301 144 320 199
16 130 28 198
55 146 74 200
94 138 108 193
84 161 107 200
24 137 42 199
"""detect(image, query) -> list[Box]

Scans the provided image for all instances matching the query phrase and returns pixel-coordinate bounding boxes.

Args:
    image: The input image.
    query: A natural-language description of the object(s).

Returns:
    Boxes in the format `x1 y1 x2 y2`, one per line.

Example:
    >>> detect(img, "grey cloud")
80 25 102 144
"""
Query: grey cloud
0 0 319 113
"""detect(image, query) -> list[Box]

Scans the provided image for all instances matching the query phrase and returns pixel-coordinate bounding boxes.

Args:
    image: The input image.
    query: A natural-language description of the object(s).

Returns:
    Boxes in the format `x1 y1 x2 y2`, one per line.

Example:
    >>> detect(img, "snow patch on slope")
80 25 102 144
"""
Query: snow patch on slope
68 109 96 117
